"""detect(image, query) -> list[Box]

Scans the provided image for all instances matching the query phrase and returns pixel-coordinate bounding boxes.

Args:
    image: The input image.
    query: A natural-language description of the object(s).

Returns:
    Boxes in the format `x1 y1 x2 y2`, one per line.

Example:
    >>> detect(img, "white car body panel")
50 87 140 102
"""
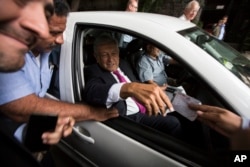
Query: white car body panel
70 121 186 167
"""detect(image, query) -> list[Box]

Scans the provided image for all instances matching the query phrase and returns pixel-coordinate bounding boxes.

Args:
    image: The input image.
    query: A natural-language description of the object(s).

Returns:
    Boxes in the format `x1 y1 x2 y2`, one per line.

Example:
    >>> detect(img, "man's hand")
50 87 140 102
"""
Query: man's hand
122 82 174 116
42 116 75 145
189 104 241 137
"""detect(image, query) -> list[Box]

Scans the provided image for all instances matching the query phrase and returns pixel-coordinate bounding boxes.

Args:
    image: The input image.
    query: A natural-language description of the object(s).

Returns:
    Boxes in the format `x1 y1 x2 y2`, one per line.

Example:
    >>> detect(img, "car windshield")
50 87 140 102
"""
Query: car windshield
179 27 250 88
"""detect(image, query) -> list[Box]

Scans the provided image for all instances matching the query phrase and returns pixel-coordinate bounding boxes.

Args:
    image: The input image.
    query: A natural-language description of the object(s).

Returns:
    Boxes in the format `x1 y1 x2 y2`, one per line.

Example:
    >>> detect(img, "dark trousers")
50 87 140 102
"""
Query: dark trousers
127 112 183 139
127 112 207 148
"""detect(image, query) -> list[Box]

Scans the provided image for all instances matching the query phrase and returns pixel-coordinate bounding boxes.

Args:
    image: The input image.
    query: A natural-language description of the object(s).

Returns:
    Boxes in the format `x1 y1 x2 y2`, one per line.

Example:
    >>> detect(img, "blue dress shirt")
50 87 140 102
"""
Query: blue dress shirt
218 24 226 40
0 51 52 142
137 53 171 86
0 51 52 105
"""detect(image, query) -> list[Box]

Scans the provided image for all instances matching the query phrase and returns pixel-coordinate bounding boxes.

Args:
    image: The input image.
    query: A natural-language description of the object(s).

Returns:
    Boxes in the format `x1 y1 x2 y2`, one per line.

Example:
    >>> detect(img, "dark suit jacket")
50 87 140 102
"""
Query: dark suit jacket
83 60 138 115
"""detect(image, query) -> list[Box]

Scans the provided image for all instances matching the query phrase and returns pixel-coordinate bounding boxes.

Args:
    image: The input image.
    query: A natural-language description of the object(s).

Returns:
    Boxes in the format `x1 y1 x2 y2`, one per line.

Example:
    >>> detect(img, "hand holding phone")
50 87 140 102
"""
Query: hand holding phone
24 114 58 152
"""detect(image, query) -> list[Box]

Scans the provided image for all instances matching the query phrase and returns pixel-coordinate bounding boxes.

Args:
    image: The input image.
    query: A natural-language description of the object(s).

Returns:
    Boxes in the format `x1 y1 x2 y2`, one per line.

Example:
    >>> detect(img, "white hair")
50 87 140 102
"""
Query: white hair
185 0 200 10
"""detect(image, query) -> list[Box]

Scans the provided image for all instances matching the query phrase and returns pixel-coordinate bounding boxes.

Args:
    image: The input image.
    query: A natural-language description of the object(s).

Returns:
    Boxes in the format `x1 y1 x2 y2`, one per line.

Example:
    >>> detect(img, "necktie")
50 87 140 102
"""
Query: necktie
113 70 146 114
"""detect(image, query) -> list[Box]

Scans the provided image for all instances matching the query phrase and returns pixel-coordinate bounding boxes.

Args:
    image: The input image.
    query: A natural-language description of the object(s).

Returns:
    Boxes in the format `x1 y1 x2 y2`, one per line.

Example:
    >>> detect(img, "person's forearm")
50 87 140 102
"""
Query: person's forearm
120 82 156 99
0 94 93 122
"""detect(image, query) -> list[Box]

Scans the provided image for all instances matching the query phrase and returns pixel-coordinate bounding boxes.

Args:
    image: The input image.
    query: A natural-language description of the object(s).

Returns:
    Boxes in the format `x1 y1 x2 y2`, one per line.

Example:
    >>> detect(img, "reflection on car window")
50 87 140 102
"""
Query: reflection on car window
179 28 250 88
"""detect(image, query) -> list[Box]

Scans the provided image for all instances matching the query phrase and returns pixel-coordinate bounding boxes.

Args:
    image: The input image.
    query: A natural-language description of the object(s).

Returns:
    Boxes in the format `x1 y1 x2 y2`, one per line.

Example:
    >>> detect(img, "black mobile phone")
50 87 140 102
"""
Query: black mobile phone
24 114 58 152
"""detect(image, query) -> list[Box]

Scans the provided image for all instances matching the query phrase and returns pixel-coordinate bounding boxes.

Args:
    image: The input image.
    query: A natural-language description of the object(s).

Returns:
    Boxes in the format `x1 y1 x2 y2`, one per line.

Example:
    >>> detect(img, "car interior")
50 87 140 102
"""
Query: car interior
47 25 235 166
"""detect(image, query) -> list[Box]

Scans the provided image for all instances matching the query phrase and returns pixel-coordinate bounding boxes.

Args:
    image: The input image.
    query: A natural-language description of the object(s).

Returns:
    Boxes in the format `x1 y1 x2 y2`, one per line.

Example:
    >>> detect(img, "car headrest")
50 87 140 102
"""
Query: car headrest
126 39 145 55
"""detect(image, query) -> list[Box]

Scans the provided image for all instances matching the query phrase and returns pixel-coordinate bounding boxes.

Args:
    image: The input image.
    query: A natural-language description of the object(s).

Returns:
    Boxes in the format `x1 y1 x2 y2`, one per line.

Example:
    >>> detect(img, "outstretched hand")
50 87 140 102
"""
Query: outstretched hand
189 104 242 137
122 82 174 116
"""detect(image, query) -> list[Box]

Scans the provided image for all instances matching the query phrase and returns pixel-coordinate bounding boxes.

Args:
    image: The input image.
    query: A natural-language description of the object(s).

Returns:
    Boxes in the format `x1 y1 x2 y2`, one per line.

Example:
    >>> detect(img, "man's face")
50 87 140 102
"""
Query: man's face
184 4 200 21
95 43 120 72
35 14 67 53
127 1 138 12
147 45 160 58
0 0 53 72
222 17 228 24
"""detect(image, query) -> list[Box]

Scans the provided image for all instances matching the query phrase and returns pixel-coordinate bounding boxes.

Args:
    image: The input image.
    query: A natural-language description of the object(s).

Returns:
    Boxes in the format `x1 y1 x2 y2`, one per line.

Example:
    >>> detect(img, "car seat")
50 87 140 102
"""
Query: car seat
125 39 146 79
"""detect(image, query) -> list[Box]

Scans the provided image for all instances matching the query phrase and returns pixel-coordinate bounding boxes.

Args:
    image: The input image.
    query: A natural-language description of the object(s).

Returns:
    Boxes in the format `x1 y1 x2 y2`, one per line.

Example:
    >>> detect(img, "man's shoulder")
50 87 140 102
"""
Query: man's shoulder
85 63 100 71
84 63 107 78
137 54 148 61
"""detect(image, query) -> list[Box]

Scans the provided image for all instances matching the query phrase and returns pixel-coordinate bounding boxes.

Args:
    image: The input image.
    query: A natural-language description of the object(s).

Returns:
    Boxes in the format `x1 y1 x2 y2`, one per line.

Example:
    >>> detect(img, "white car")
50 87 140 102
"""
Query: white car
48 12 250 167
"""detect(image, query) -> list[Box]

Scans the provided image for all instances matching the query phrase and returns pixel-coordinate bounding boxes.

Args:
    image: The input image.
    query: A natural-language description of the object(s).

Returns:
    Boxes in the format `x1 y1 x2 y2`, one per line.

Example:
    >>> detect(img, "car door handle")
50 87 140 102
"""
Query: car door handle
73 126 95 144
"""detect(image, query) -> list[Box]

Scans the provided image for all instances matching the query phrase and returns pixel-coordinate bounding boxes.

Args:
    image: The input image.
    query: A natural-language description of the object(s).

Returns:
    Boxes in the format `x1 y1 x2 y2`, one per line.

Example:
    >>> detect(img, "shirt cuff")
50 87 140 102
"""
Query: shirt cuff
14 123 27 143
106 83 125 108
241 117 250 130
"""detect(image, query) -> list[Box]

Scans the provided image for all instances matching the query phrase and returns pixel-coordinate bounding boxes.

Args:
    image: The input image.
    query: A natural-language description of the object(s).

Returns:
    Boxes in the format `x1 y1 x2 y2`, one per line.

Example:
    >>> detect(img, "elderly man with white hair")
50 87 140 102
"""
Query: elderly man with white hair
179 0 200 22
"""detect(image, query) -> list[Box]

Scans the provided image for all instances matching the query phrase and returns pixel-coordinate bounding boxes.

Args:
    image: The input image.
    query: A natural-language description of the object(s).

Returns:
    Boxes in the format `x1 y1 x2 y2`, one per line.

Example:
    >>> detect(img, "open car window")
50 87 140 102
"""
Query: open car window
72 25 230 153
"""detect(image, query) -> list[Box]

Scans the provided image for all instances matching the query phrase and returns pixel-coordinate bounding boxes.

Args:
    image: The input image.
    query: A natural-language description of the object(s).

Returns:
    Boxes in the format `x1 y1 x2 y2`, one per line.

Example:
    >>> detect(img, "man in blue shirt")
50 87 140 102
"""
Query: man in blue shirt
0 1 75 166
137 43 177 86
0 0 75 144
0 0 118 145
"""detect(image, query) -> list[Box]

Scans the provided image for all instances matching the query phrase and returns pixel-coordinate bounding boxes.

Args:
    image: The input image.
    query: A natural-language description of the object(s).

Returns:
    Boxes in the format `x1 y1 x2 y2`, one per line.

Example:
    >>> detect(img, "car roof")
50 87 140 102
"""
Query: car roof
68 11 195 32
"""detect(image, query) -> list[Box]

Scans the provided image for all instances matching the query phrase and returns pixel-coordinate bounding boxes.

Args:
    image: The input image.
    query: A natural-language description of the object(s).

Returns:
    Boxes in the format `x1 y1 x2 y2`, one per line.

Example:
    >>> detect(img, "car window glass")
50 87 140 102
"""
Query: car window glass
179 28 250 88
